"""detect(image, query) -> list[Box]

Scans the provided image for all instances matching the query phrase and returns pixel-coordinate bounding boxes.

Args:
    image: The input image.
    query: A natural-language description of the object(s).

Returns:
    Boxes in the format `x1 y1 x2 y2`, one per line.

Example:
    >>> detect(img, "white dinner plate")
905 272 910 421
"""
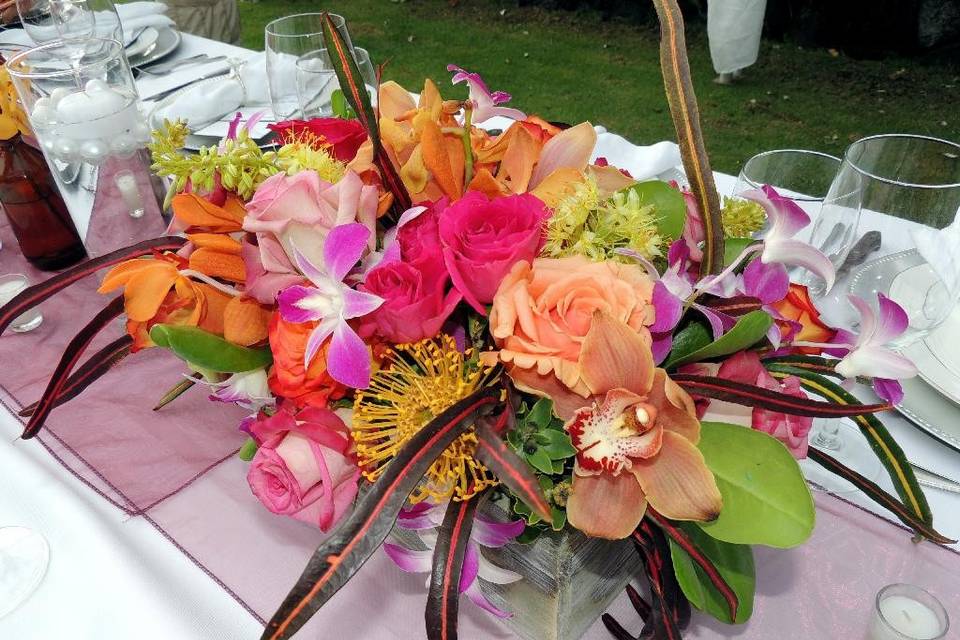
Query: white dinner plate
897 377 960 454
127 26 181 68
905 306 960 406
124 26 159 59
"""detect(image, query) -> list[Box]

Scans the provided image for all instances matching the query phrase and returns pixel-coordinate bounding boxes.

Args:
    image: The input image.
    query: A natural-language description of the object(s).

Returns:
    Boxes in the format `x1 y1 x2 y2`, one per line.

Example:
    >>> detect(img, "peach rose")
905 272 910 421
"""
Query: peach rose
488 256 656 413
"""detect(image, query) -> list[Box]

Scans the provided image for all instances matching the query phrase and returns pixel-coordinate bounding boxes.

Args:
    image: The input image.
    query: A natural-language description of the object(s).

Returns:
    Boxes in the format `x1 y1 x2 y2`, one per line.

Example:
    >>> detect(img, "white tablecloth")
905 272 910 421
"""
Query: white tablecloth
1 33 959 640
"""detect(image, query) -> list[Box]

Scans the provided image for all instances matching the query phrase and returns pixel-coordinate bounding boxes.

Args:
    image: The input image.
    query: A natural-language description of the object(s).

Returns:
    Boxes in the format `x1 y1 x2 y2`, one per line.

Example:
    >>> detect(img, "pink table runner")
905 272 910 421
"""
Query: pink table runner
1 216 958 639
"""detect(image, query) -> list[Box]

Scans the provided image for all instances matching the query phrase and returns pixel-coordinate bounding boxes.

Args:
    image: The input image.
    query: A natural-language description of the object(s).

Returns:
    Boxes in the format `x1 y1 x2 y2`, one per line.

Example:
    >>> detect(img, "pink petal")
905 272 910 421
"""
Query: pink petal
459 543 480 593
873 378 904 404
650 281 683 333
529 122 596 189
384 543 433 574
471 516 525 548
762 238 835 293
847 295 877 348
396 502 440 531
651 333 674 365
835 345 918 380
742 185 810 238
304 316 337 367
292 245 328 286
693 304 734 340
463 580 512 618
873 293 910 345
743 258 789 304
278 285 325 323
324 223 371 282
341 287 384 319
327 321 372 389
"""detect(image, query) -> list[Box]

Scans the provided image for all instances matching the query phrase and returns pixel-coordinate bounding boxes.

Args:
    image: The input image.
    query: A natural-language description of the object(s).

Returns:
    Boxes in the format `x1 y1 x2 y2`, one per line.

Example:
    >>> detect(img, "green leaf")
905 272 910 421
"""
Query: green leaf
238 437 258 462
149 325 273 373
696 421 815 548
669 523 755 624
527 397 555 428
620 180 686 241
550 506 567 531
663 322 712 369
550 459 566 474
723 237 757 267
535 429 578 459
666 311 772 369
525 447 555 475
330 89 355 119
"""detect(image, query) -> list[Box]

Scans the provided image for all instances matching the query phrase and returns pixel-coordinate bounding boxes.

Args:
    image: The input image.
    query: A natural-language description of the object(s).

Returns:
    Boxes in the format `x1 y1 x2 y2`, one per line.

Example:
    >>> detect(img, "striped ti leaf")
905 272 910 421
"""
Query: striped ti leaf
22 296 126 439
475 417 552 522
650 0 724 276
807 447 953 544
261 386 502 640
18 335 133 418
0 237 186 336
761 354 843 379
647 509 739 623
671 373 892 418
320 12 411 217
765 364 933 529
425 491 483 640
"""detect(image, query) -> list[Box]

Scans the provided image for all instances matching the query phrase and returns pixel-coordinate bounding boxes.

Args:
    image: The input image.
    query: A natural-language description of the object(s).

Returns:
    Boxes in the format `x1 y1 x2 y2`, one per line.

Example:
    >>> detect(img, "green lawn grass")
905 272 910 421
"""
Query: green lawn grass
238 0 960 174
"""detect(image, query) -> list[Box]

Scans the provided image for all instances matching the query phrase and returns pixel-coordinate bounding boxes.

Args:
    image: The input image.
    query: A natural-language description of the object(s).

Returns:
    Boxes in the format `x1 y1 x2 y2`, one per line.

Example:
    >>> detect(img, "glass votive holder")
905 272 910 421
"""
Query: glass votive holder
0 274 43 333
114 170 145 219
870 584 950 640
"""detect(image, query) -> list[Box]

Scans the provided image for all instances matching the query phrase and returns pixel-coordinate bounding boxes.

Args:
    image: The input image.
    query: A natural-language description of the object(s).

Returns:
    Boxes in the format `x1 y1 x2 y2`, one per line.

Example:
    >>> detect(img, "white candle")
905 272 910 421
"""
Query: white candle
114 171 145 219
870 586 949 640
0 275 43 333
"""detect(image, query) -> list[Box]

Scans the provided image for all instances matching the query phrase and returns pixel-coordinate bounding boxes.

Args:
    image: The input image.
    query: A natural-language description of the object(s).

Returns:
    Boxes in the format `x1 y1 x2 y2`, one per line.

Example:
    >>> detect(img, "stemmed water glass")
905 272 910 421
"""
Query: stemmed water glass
733 149 842 213
296 46 377 119
265 13 354 121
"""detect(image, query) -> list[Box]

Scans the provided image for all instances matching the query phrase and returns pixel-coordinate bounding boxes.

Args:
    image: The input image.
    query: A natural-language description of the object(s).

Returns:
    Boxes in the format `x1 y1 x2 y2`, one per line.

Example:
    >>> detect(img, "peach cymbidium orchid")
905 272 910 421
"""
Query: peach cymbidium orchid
553 311 722 540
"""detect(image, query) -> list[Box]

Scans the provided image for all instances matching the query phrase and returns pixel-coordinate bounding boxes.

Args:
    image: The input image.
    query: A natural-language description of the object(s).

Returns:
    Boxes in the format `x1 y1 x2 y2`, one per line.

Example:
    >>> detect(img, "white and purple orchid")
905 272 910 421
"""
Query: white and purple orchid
827 294 918 404
206 369 274 411
447 64 525 125
384 501 524 618
277 223 384 389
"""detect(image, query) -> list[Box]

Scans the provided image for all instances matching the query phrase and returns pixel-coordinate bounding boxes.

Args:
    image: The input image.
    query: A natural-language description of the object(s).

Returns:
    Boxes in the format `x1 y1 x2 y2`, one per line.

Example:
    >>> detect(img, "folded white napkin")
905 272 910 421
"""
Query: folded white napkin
592 126 682 181
153 53 270 129
0 2 171 49
913 214 960 301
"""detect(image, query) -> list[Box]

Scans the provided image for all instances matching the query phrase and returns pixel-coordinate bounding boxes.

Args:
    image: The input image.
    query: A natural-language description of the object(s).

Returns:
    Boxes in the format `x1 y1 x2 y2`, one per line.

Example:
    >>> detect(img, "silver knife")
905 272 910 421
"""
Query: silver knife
140 54 227 76
142 67 232 102
836 230 882 279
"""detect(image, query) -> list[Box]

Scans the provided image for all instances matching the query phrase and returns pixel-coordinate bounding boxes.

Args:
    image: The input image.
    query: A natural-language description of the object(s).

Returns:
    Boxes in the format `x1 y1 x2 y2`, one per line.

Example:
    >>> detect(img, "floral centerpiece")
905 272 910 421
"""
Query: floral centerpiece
2 6 952 640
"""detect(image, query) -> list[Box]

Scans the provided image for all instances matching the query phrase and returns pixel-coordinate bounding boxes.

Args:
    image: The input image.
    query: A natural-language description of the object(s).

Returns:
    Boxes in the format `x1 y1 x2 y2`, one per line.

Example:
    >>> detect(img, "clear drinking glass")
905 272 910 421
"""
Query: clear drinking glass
16 0 63 44
265 13 353 121
0 274 43 332
0 527 49 619
296 46 377 119
844 134 960 347
734 149 841 209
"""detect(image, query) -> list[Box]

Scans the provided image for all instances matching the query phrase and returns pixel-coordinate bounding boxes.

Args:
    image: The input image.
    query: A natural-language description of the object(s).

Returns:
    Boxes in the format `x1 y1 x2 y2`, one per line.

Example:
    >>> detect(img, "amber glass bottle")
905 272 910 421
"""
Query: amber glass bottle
0 134 86 270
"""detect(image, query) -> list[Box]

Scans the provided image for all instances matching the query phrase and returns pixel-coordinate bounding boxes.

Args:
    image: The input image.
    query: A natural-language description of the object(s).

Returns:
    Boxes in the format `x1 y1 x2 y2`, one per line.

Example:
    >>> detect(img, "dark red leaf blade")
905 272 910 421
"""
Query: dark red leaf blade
761 355 842 378
261 386 502 640
0 236 186 336
671 373 892 417
474 417 552 522
18 335 133 418
646 509 739 622
806 447 954 544
698 294 762 317
425 492 483 640
320 12 411 216
630 521 689 639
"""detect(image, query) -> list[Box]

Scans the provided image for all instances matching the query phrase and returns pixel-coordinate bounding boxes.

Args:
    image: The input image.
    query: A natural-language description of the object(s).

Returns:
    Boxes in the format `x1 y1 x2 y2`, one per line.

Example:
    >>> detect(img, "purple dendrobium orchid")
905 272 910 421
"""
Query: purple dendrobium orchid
384 501 524 618
447 64 526 124
277 223 384 389
830 293 918 403
206 369 274 411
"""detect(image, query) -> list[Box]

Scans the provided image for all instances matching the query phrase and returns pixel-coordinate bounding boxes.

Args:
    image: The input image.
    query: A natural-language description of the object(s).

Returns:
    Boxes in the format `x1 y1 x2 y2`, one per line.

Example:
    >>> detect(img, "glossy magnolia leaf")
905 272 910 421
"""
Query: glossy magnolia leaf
149 324 272 373
667 311 772 368
696 421 815 548
262 387 502 640
767 366 932 529
619 180 686 242
667 520 755 624
663 322 711 370
651 0 724 275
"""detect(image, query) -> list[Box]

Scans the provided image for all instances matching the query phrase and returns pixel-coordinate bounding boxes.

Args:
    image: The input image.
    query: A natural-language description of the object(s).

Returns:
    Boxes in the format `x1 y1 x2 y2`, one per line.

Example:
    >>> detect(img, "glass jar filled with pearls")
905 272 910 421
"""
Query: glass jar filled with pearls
7 38 167 257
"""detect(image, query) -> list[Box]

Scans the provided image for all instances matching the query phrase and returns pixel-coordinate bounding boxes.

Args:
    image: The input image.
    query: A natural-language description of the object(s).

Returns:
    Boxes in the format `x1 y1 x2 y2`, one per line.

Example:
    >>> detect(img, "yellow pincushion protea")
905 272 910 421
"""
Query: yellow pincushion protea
0 65 31 140
352 335 500 503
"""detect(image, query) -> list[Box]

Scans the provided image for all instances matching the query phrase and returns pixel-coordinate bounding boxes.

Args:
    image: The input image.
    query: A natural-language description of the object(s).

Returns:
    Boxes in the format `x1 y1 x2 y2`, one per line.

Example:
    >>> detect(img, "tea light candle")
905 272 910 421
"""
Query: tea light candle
870 584 949 640
0 274 43 333
114 170 145 218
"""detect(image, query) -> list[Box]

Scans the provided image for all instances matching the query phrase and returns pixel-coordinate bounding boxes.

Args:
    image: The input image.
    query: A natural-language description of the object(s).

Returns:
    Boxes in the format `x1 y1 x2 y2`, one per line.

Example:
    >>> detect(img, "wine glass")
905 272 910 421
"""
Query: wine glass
844 134 960 348
799 419 884 495
296 46 377 119
16 0 62 44
0 526 49 619
734 149 841 211
265 13 354 121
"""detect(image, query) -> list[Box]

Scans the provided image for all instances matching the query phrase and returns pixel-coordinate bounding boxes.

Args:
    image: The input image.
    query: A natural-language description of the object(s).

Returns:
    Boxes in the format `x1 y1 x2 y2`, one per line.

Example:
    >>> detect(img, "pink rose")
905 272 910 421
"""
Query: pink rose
680 188 705 263
439 191 549 312
246 405 360 531
359 261 461 344
716 351 812 458
397 198 447 276
243 170 378 269
268 118 367 163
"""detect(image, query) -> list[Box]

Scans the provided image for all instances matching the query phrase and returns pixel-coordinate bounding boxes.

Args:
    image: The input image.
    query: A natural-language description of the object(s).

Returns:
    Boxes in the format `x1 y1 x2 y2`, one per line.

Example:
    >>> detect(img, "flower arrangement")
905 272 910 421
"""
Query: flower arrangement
0 58 31 141
3 7 952 640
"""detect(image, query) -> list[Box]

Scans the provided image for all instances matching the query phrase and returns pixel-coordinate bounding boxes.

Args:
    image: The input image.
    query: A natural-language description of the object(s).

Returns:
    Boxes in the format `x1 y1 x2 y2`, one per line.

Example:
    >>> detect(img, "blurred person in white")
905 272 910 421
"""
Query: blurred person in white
165 0 240 44
708 0 767 85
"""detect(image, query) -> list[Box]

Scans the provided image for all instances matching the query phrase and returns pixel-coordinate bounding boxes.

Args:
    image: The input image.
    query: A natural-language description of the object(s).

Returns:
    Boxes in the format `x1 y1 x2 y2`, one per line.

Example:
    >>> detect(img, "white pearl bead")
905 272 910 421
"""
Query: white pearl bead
41 137 56 151
49 87 71 106
31 105 54 125
84 79 109 93
80 139 109 163
110 135 137 157
132 120 151 143
54 138 79 161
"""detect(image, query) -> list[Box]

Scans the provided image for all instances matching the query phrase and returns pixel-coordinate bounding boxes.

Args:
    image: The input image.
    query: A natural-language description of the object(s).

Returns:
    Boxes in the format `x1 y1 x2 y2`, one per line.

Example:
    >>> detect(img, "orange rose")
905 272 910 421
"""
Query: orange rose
771 283 836 352
267 313 346 408
487 256 656 413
